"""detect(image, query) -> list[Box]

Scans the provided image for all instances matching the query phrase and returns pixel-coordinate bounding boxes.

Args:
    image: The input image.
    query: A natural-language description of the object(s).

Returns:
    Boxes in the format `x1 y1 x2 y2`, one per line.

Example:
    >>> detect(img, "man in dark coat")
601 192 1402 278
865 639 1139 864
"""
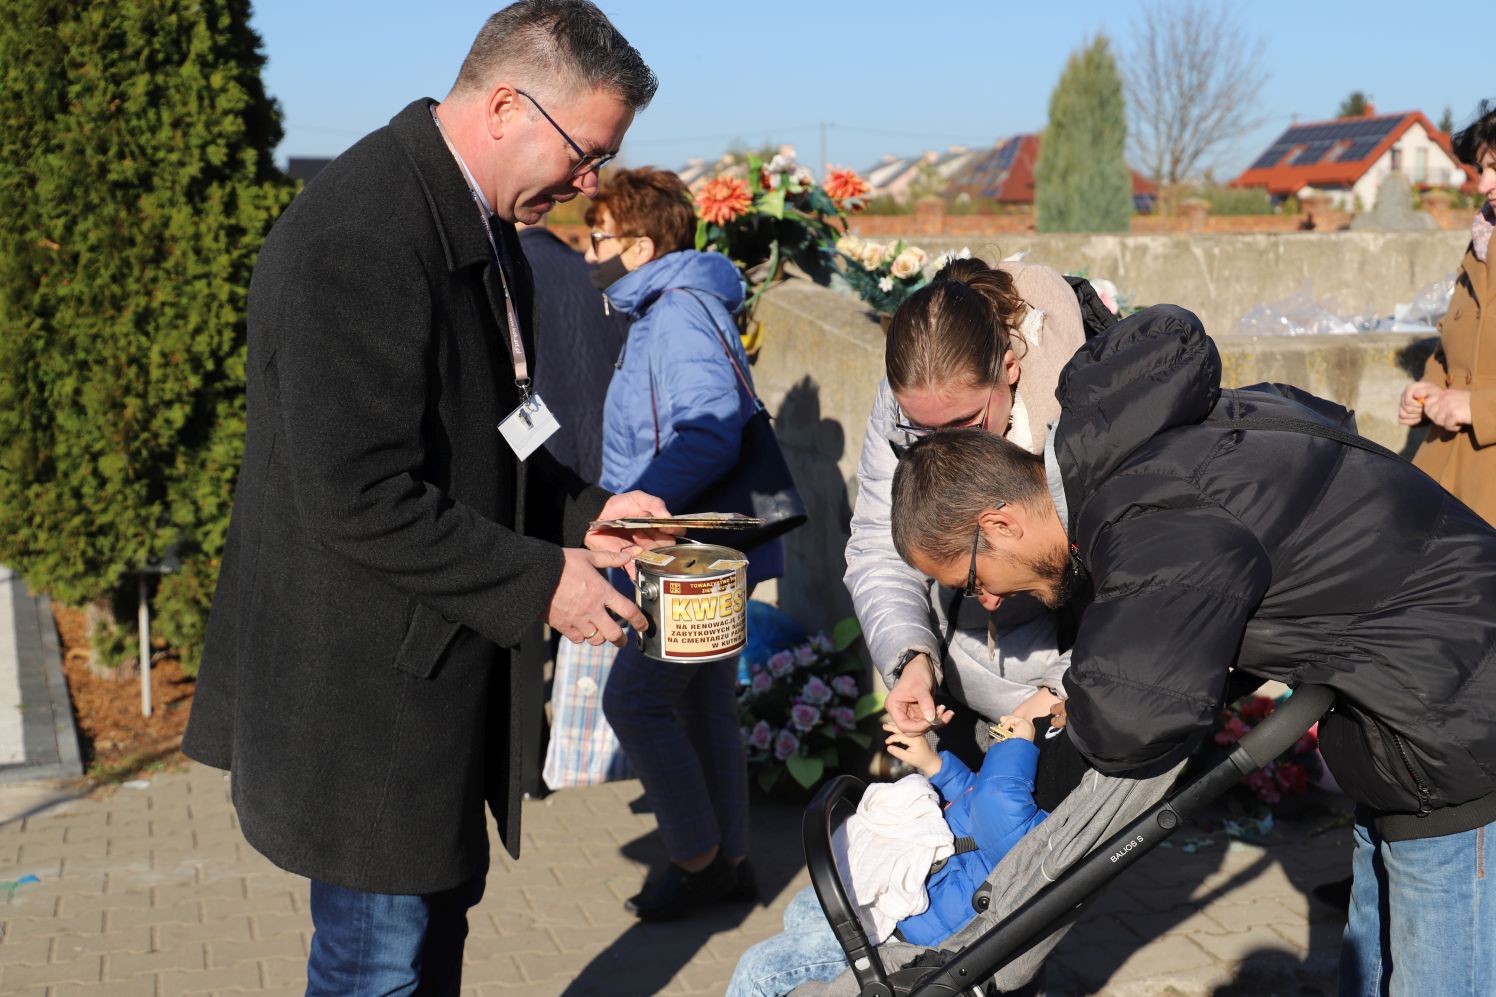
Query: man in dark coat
889 305 1496 995
183 3 665 992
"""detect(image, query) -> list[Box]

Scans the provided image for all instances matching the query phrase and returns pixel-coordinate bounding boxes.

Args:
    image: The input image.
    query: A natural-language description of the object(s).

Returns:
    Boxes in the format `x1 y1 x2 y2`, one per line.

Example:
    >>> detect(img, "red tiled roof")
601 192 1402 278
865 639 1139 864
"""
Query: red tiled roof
1233 111 1474 195
948 133 1159 204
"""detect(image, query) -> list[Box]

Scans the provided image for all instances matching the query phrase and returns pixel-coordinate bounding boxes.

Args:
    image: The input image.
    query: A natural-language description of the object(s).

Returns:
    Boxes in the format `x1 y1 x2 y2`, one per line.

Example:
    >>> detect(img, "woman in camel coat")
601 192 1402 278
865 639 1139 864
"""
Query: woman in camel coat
1400 102 1496 525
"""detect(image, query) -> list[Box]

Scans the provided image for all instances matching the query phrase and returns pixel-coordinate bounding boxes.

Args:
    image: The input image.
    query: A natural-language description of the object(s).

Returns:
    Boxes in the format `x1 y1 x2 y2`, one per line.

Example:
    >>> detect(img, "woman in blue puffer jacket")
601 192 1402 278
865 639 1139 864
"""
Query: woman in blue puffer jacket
586 167 781 920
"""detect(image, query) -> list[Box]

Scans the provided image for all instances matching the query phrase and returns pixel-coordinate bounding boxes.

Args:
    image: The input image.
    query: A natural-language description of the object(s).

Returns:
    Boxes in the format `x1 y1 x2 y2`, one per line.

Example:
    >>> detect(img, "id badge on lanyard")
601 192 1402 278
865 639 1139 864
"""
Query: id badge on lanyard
431 106 561 461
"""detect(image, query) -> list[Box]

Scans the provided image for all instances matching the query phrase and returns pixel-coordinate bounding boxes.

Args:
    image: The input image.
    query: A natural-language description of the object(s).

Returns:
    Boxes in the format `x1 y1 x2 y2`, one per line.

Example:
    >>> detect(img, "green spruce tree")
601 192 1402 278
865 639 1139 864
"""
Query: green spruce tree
0 0 295 673
1338 91 1371 118
1035 35 1131 233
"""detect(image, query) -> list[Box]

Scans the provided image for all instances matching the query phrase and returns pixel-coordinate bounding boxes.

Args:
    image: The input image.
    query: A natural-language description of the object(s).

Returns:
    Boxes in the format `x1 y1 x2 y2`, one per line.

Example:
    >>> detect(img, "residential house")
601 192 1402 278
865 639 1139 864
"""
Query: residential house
1232 107 1472 209
945 134 1159 213
864 147 982 202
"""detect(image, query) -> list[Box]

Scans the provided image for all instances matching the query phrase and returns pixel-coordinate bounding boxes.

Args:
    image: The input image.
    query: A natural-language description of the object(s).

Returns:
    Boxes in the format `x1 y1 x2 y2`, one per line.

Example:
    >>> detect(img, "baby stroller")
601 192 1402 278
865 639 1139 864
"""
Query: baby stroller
793 684 1336 996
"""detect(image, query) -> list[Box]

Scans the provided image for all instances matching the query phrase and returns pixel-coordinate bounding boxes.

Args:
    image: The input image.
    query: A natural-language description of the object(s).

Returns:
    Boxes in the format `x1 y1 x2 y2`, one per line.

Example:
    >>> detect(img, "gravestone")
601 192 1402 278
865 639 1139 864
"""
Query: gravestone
1350 172 1436 231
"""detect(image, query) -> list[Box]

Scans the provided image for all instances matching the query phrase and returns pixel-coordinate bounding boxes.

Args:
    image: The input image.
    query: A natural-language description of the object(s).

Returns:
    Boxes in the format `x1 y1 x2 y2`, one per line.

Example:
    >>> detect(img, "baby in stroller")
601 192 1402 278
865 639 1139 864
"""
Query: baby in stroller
726 715 1052 997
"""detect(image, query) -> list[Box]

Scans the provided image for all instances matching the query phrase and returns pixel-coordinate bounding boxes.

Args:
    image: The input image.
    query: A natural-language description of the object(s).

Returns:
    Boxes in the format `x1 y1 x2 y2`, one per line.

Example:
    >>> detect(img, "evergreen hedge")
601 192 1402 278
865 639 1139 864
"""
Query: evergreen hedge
0 0 295 674
1035 36 1132 233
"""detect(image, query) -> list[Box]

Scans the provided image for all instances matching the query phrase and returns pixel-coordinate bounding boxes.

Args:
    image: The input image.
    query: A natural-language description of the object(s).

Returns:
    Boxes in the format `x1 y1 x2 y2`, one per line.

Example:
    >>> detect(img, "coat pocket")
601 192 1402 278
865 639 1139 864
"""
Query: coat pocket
1318 704 1433 814
394 603 463 680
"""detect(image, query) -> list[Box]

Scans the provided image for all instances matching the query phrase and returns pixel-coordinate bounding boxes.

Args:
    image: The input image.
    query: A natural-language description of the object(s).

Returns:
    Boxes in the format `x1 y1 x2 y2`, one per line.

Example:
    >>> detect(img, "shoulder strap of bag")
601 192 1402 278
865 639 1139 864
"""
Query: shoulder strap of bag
678 289 767 415
1215 415 1405 463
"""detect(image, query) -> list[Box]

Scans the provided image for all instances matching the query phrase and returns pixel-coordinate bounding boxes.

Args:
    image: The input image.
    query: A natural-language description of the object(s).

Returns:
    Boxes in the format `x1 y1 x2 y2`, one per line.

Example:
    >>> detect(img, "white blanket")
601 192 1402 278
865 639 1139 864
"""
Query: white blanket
832 773 955 943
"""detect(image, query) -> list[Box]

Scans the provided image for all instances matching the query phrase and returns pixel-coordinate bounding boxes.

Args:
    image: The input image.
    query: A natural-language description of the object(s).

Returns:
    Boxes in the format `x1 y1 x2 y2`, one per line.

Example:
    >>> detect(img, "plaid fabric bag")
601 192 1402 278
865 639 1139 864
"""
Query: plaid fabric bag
542 639 633 790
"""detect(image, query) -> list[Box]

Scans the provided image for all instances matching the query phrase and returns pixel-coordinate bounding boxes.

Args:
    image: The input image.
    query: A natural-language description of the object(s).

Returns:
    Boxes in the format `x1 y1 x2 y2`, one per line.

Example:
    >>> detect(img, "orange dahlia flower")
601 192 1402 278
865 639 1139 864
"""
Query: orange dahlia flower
696 176 753 226
824 167 870 207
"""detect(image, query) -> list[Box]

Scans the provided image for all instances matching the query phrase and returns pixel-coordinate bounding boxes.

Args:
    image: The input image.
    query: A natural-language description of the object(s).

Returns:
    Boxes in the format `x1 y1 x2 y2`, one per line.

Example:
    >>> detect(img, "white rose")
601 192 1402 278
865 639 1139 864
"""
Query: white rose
860 242 888 269
890 250 922 280
878 276 894 292
835 234 864 257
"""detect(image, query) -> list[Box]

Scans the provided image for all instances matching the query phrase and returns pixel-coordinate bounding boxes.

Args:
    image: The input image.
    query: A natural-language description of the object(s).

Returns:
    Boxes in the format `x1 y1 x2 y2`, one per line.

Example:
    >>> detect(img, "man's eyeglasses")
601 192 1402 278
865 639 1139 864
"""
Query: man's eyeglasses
516 89 615 179
964 501 1006 598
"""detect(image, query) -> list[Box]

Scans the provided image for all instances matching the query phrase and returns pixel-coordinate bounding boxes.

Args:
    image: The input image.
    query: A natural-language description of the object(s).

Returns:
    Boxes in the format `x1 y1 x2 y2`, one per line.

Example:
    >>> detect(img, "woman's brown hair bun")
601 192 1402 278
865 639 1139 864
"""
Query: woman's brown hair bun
885 257 1029 394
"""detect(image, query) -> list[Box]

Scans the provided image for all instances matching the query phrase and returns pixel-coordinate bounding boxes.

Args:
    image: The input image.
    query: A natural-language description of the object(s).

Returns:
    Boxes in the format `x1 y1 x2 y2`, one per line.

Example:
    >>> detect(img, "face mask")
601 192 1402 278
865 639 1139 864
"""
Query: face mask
590 255 629 291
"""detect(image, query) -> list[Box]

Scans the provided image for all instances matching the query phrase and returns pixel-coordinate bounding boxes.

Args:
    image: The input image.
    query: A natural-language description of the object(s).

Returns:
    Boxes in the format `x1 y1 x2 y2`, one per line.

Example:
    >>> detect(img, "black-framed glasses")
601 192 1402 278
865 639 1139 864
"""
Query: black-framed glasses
963 501 1006 598
516 89 615 179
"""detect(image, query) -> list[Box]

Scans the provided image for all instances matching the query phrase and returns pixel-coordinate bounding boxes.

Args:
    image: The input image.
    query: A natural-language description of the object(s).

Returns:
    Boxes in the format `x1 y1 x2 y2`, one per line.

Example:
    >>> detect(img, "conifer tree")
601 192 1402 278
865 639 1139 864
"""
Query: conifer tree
1035 36 1132 233
0 0 295 672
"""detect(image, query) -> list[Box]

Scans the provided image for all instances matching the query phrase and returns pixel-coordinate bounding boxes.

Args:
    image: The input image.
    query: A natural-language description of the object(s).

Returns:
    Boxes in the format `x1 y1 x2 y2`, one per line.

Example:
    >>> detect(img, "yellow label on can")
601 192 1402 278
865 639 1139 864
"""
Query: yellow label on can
660 574 746 659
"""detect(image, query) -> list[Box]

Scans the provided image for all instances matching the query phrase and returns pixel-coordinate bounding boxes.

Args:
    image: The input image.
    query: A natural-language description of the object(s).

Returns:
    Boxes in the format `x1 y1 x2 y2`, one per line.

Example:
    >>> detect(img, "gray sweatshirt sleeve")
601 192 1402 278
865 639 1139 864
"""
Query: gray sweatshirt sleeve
843 379 945 685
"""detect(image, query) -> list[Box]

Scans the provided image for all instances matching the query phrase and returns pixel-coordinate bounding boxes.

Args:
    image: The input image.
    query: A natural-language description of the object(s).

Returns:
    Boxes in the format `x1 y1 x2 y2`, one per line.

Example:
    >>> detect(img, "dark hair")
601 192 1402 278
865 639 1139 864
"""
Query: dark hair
585 168 695 256
891 427 1048 566
885 257 1029 395
1452 100 1496 168
453 0 657 110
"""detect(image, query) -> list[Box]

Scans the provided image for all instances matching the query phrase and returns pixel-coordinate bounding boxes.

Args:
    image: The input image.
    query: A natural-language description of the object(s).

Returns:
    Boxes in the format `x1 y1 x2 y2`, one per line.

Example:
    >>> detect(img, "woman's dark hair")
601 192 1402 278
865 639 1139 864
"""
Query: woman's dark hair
584 167 696 257
885 257 1029 394
1452 100 1496 168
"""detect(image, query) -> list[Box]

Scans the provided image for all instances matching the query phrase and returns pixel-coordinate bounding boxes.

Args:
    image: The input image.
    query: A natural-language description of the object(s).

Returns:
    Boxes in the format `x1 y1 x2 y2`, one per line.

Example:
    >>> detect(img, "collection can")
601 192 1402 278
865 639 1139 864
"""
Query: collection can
632 542 748 663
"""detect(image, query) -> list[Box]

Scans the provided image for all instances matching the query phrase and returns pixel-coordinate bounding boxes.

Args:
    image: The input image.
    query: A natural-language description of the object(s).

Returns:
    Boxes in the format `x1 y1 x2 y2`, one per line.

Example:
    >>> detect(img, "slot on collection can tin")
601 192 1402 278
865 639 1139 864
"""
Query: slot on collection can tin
633 542 749 663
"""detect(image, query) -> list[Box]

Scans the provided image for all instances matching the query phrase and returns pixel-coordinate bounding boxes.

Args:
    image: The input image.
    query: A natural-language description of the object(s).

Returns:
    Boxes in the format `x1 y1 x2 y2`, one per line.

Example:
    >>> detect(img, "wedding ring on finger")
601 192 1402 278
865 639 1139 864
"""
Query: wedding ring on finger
584 628 599 640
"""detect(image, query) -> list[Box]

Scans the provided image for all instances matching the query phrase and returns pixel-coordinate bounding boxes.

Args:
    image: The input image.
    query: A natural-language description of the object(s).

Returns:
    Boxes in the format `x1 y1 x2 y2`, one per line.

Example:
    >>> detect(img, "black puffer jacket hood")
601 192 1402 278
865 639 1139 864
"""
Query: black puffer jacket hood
1053 304 1221 531
1052 305 1496 829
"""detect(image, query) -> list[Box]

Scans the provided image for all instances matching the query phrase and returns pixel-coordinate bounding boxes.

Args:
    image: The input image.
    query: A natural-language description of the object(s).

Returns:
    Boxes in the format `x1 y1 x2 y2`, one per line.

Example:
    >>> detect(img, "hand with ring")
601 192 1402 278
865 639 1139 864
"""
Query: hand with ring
545 547 647 648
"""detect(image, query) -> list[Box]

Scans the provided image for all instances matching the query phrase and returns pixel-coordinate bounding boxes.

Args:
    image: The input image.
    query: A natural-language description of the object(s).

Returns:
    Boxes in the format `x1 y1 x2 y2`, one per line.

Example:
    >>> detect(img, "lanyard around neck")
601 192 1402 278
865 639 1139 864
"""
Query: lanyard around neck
430 106 531 398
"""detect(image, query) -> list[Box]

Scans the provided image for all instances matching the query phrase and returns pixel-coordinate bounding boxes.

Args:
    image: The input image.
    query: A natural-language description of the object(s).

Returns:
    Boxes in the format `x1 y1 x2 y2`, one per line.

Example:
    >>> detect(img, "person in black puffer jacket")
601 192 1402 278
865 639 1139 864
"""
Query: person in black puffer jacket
888 304 1496 997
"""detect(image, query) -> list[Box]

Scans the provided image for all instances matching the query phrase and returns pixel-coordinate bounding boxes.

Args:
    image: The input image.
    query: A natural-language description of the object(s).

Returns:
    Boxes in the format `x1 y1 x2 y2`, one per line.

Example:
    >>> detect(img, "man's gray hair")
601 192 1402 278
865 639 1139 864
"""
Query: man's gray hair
891 428 1049 566
452 0 658 110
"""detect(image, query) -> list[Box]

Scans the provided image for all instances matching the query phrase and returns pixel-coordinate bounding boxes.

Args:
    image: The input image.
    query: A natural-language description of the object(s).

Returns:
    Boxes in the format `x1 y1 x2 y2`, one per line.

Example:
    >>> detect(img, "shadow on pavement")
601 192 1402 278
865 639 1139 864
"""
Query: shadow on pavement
562 790 808 996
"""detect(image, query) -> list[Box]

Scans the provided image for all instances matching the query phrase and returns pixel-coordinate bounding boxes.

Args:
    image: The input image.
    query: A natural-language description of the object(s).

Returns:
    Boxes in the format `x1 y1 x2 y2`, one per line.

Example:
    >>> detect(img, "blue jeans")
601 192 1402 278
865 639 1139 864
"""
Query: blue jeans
726 886 850 997
1339 814 1496 996
305 860 487 997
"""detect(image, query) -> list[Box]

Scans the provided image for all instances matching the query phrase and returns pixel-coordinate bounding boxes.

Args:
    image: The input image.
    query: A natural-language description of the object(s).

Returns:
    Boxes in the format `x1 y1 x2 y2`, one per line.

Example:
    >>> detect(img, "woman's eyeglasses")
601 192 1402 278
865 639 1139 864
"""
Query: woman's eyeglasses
888 378 1001 460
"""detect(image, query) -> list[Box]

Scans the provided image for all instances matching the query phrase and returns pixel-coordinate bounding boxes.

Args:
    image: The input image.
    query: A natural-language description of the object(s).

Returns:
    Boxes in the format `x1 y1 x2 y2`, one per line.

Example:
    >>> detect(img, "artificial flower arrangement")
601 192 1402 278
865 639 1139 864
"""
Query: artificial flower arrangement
739 617 885 795
831 233 938 318
693 154 861 316
1212 693 1322 805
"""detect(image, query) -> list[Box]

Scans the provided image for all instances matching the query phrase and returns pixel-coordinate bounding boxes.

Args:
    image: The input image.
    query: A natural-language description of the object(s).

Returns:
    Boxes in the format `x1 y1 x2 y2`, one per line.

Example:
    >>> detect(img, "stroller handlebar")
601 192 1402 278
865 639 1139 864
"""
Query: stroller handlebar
1232 684 1335 772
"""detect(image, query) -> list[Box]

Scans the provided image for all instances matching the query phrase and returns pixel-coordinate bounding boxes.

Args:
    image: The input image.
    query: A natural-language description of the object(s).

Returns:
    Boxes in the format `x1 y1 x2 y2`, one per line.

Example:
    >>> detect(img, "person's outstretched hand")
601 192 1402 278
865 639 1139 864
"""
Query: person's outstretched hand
883 720 942 777
546 547 648 647
586 491 683 577
991 714 1037 743
885 653 954 735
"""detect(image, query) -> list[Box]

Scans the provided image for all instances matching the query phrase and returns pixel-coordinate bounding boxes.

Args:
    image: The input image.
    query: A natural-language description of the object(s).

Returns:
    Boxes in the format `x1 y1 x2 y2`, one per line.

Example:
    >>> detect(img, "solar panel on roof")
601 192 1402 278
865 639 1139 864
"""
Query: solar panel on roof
1342 138 1381 161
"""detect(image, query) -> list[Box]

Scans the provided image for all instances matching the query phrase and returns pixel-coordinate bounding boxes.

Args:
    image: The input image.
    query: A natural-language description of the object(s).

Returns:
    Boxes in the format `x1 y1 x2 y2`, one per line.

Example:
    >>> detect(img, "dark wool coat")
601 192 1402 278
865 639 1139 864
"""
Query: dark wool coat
183 99 608 894
1055 306 1496 839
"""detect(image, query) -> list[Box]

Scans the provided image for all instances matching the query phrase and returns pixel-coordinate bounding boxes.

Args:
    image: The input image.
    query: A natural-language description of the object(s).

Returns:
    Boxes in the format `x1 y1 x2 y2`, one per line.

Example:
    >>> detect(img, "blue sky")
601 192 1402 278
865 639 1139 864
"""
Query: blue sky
249 1 1477 181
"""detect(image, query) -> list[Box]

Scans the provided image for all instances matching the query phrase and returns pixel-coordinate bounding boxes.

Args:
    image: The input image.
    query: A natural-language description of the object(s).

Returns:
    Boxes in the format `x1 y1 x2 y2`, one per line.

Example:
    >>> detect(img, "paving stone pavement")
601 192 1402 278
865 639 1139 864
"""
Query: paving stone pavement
0 765 1353 996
